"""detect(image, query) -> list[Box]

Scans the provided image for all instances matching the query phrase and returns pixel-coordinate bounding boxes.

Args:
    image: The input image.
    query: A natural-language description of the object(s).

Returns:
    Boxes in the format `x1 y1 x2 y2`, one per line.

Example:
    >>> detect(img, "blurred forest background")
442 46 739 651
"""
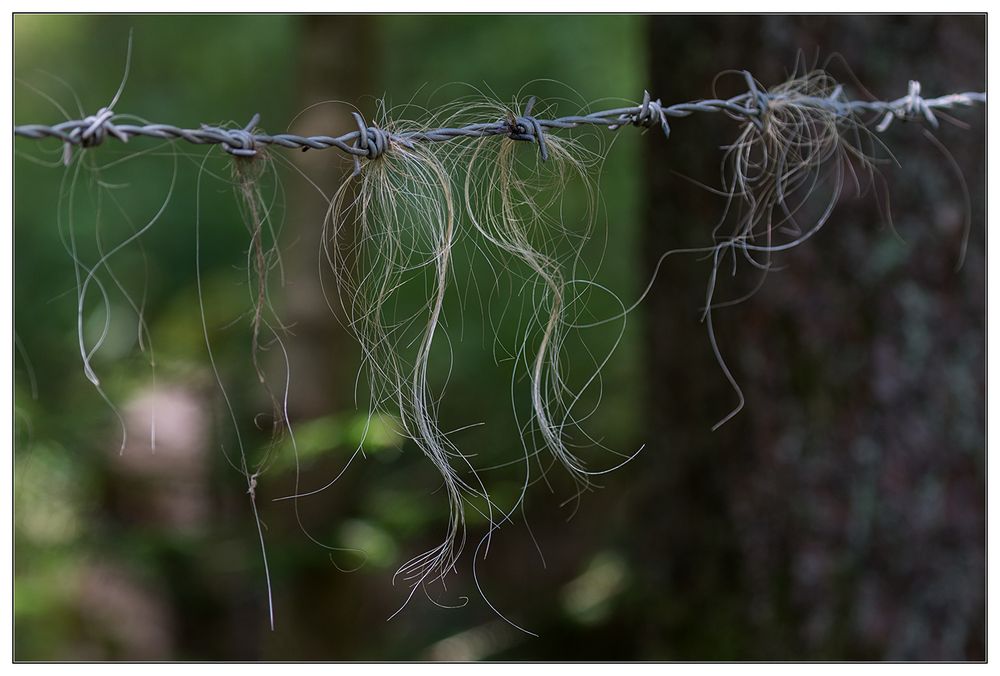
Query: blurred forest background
13 15 985 660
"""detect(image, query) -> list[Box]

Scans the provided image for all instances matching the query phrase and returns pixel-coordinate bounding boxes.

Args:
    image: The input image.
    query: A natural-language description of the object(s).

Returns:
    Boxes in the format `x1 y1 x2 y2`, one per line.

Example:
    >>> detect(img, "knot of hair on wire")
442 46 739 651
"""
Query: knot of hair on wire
350 112 409 176
506 96 550 162
876 80 940 132
221 113 261 157
742 70 769 131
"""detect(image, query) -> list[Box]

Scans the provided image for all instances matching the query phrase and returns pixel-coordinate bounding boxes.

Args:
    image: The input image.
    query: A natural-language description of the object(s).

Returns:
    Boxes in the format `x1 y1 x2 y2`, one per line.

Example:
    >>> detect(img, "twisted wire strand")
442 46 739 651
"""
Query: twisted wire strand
14 73 986 164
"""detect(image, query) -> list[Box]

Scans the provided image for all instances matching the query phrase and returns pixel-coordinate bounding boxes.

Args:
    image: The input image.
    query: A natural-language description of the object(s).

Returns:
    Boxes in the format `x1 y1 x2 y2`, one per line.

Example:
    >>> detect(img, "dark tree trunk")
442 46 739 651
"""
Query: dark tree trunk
283 15 378 419
639 15 985 660
260 16 381 659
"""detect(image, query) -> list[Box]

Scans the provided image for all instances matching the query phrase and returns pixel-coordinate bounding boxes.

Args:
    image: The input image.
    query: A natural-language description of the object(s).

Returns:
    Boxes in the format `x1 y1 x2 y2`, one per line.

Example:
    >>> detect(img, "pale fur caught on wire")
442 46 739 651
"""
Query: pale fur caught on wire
315 94 637 627
456 96 612 492
621 68 888 430
321 121 494 603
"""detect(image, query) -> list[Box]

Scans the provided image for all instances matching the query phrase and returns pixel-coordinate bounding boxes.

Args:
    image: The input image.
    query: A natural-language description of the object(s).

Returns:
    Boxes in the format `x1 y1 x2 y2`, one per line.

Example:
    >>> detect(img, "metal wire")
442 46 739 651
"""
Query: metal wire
13 71 986 172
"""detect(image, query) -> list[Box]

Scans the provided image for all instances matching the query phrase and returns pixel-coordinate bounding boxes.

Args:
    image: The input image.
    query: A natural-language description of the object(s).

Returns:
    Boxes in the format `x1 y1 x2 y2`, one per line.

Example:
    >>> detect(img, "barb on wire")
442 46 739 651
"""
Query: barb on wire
14 78 986 167
506 95 550 161
200 113 261 157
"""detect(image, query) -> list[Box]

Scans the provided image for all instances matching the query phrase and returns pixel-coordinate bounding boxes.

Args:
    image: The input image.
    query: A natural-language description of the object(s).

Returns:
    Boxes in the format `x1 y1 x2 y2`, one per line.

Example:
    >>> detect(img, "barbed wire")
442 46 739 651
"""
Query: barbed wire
13 72 986 174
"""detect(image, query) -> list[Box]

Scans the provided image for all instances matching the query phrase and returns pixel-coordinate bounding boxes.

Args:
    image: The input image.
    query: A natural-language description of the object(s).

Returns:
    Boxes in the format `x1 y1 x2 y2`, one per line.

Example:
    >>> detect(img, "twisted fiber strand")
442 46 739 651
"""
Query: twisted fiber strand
14 73 986 168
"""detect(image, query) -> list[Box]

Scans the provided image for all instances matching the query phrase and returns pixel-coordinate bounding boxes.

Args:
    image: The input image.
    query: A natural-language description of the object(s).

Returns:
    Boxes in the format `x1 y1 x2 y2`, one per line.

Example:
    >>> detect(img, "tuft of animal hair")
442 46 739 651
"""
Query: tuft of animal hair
229 148 294 473
322 119 492 601
318 95 638 625
643 67 885 430
20 30 171 456
455 96 612 494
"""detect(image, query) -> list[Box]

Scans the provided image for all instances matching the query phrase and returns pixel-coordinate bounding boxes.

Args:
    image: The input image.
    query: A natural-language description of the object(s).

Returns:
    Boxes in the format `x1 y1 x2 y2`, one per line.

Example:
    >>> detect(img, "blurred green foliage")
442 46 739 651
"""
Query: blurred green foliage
14 14 647 660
